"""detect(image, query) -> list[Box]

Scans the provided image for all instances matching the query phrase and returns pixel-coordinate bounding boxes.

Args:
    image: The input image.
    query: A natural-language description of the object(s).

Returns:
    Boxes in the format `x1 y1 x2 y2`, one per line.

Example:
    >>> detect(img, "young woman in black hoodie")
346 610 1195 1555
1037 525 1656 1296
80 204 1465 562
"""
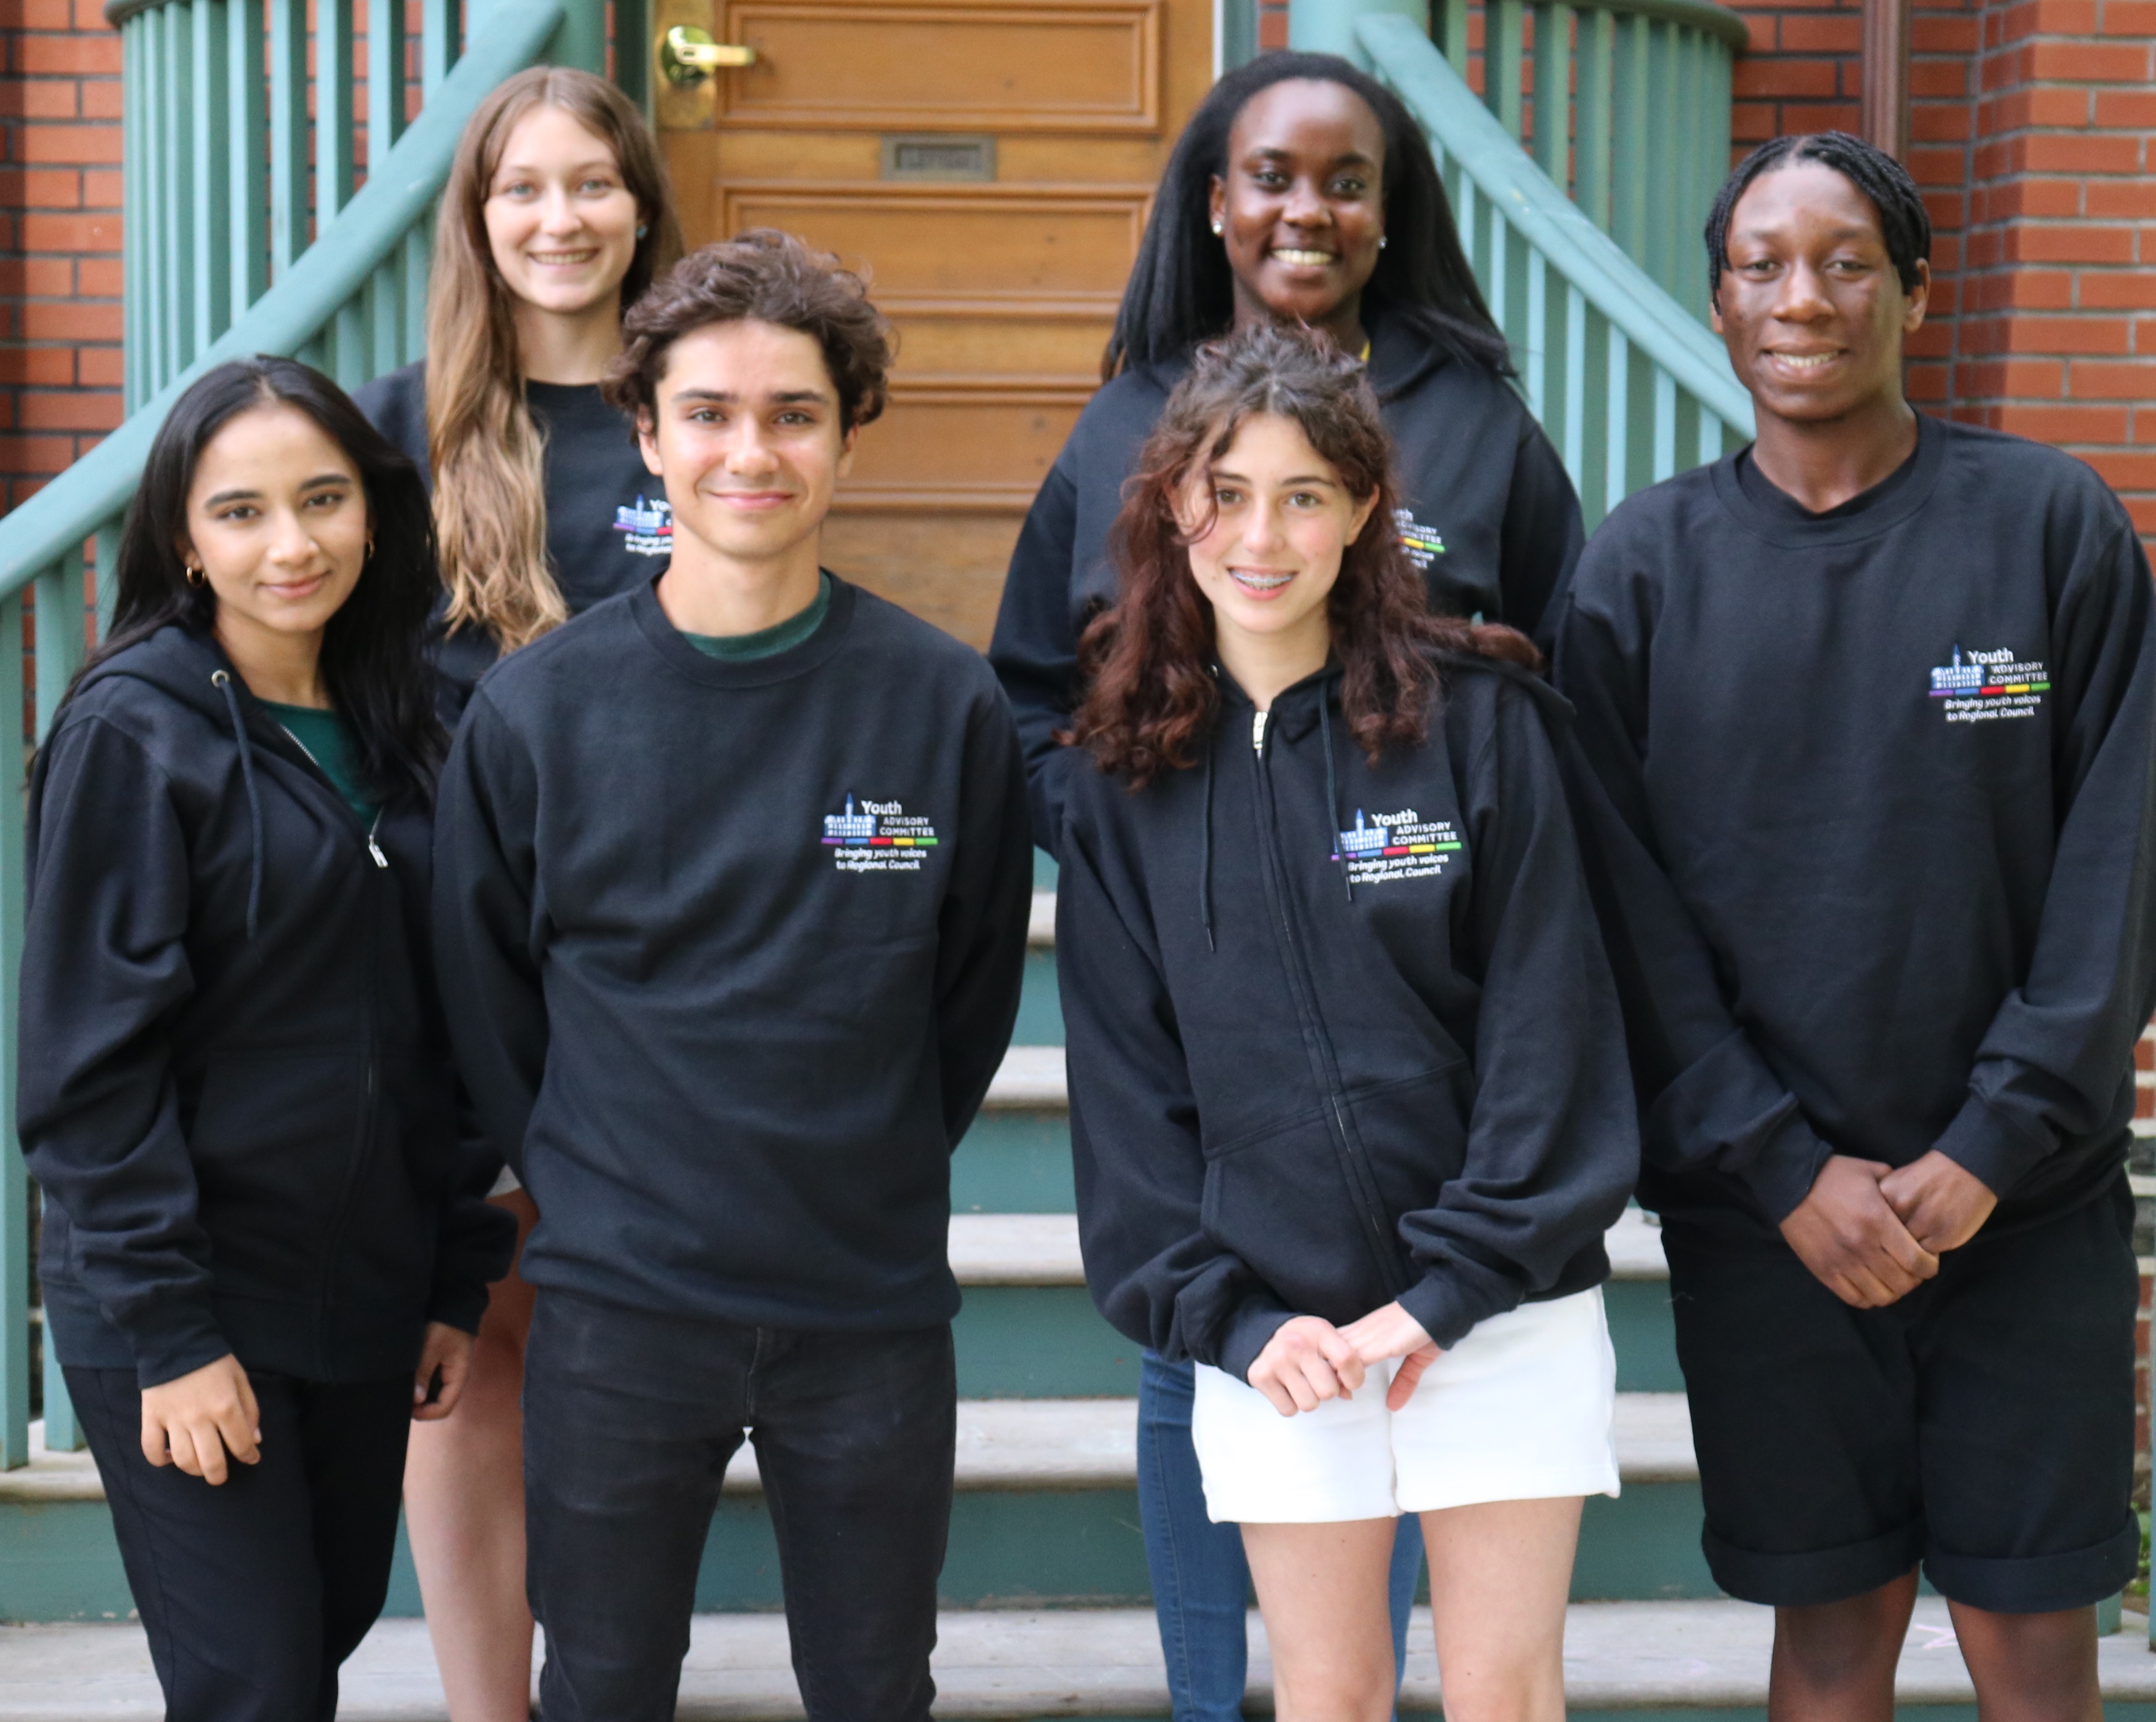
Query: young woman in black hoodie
989 60 1584 1708
1058 325 1636 1721
19 356 514 1722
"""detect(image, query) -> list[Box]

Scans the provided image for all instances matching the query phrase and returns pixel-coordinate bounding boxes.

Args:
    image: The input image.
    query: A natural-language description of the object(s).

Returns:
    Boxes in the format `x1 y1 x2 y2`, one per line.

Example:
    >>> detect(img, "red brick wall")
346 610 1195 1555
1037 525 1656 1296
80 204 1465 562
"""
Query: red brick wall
0 0 121 514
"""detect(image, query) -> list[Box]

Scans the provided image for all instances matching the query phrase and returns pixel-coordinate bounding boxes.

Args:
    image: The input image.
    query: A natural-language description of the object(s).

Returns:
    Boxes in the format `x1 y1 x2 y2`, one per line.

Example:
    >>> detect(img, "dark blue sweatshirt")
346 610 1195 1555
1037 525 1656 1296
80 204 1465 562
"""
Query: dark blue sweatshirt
1556 415 2156 1231
991 310 1586 853
21 626 512 1388
432 576 1032 1330
1057 657 1639 1379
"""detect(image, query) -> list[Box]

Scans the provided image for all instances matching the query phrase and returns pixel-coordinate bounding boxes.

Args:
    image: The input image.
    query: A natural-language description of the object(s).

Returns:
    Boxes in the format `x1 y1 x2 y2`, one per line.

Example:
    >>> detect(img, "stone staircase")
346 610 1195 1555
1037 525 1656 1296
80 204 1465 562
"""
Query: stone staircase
2 854 2152 1716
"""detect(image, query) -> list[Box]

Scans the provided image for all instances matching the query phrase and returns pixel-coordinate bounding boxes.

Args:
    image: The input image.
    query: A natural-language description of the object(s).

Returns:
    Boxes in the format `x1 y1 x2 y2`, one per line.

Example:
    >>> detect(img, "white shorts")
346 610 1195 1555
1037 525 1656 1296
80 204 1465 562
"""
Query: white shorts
1191 1286 1620 1522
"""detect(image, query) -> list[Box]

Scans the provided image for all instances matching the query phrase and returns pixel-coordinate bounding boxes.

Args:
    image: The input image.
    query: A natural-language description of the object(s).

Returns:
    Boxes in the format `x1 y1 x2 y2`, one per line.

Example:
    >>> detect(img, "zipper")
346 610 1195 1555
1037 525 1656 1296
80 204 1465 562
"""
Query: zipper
314 838 384 1373
1246 714 1410 1298
1252 710 1268 754
366 811 388 869
276 720 380 859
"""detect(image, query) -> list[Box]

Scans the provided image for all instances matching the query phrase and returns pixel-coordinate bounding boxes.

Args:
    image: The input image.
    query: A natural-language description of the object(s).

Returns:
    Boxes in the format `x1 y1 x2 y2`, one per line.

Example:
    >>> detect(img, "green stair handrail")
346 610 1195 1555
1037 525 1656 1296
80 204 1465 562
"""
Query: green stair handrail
1430 0 1746 319
1357 11 1754 526
0 0 568 1472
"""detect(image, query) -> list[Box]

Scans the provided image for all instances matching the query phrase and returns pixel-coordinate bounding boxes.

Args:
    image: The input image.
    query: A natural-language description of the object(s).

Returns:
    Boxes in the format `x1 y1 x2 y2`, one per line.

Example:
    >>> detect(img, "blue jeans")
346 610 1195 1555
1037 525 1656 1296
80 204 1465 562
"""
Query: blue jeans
1137 1351 1425 1721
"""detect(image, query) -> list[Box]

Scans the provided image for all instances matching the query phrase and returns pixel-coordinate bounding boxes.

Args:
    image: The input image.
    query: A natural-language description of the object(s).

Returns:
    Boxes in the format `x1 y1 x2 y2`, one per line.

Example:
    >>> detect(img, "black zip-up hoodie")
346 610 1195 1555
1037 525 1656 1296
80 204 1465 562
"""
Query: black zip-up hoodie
991 311 1586 853
1555 416 2156 1233
433 576 1032 1332
19 625 514 1389
1057 656 1639 1380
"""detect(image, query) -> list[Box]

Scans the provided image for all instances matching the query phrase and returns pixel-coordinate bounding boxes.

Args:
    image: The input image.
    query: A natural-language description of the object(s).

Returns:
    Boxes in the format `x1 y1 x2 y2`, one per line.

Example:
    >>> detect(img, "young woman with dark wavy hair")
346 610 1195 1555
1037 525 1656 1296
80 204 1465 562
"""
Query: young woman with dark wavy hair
990 58 1588 1708
1059 325 1637 1722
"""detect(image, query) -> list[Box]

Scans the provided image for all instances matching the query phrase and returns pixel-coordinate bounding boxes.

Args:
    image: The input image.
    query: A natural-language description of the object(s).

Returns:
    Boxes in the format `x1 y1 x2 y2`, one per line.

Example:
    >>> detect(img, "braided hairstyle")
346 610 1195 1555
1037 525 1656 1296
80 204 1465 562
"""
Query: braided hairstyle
1703 131 1930 308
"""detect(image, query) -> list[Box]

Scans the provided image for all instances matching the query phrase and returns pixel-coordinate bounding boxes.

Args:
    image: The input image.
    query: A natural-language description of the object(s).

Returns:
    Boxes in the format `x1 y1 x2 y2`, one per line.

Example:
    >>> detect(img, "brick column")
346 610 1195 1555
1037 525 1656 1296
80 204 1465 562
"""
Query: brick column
1950 0 2156 542
0 0 122 512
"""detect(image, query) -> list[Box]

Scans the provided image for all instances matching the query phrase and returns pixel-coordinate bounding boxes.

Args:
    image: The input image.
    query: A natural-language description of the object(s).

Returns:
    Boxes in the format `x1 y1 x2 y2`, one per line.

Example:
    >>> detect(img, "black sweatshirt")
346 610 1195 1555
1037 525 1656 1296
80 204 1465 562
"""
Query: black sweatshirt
19 626 513 1389
354 362 670 724
1555 415 2156 1233
990 311 1586 853
433 575 1032 1330
1057 659 1639 1380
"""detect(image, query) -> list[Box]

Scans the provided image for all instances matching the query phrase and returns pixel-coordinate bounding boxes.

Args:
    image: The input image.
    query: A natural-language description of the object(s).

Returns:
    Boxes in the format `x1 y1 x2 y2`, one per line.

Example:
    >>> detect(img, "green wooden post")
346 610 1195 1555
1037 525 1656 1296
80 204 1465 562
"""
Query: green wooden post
1435 0 1468 73
228 0 268 319
1531 2 1571 189
0 588 28 1471
319 0 357 225
269 0 308 278
190 0 232 355
1489 0 1526 137
543 0 608 74
1289 0 1430 65
1574 6 1613 227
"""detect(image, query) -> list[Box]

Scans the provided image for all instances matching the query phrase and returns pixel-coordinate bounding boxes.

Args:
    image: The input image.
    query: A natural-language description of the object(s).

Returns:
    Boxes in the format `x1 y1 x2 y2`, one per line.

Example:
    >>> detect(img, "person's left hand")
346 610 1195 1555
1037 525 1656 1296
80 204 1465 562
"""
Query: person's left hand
1337 1301 1442 1411
411 1323 476 1422
1878 1150 1998 1256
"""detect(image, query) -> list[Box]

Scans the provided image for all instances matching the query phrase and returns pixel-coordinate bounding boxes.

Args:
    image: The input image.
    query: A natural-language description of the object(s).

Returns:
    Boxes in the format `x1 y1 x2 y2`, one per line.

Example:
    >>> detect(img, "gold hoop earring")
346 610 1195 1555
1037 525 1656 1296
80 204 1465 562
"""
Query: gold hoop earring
364 535 376 561
184 561 205 588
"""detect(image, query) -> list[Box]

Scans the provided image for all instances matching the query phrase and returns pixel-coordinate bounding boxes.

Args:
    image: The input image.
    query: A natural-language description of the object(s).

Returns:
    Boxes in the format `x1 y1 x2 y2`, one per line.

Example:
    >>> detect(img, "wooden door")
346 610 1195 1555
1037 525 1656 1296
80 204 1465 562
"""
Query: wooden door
653 0 1214 646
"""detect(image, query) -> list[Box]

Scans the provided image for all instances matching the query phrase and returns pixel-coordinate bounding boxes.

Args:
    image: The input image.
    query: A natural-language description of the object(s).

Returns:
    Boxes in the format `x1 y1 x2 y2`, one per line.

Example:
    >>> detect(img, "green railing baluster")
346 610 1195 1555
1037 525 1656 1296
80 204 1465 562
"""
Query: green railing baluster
1532 4 1571 191
1489 0 1526 137
1525 246 1547 420
0 587 28 1471
319 0 358 224
1573 6 1612 230
422 0 462 92
162 2 195 377
368 0 408 168
1604 326 1628 515
92 525 122 642
141 6 170 388
34 555 87 744
401 222 430 365
1651 364 1676 480
1670 26 1700 310
369 257 399 383
190 0 231 355
1562 281 1587 487
229 0 268 318
1610 13 1648 272
1642 21 1673 298
268 0 306 276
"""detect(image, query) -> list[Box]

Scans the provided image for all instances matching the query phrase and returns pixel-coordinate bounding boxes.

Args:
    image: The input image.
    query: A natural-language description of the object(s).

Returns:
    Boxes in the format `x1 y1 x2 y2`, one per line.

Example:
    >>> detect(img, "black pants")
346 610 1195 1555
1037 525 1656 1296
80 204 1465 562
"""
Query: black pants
523 1289 957 1722
67 1365 412 1722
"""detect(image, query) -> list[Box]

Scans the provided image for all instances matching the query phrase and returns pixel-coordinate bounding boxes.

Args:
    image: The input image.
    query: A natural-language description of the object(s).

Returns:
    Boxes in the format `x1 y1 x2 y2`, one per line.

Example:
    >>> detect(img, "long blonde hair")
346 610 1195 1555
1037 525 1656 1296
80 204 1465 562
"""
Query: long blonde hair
426 68 683 650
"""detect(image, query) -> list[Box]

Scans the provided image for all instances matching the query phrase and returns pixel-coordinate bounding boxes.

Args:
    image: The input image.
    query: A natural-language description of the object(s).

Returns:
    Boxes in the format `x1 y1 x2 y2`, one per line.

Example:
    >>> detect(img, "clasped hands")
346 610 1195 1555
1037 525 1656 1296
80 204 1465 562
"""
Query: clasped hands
1247 1300 1441 1418
1778 1149 1998 1310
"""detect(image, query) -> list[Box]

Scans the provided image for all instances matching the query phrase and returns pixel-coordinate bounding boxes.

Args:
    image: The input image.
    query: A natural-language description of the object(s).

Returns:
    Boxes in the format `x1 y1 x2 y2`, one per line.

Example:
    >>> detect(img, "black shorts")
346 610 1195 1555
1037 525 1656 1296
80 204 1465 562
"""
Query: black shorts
1662 1177 2140 1612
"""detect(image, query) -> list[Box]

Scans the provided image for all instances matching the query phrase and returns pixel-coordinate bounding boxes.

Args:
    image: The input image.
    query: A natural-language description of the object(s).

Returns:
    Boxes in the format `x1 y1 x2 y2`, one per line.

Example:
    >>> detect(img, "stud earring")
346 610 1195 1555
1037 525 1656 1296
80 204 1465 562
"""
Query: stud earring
637 223 649 239
1378 235 1388 250
1211 220 1223 236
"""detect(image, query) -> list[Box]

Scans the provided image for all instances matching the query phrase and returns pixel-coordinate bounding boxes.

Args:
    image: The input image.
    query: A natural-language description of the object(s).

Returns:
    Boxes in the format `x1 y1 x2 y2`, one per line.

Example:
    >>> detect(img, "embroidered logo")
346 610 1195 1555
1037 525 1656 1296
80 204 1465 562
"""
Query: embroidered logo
1331 808 1462 885
821 795 939 873
1928 645 2048 725
614 494 673 557
1394 509 1446 571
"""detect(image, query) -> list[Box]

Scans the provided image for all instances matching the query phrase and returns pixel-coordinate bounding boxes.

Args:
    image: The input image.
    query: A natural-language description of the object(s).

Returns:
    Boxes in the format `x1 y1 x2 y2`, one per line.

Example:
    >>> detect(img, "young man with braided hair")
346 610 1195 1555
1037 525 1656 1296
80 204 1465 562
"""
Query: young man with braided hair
433 230 1032 1722
1558 133 2156 1721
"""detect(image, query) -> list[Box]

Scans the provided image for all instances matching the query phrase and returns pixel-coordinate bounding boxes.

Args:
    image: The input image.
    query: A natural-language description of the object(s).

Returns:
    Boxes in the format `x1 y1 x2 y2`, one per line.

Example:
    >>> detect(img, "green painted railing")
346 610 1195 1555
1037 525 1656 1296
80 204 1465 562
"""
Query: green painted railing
0 0 582 1472
1357 11 1754 526
1431 0 1745 320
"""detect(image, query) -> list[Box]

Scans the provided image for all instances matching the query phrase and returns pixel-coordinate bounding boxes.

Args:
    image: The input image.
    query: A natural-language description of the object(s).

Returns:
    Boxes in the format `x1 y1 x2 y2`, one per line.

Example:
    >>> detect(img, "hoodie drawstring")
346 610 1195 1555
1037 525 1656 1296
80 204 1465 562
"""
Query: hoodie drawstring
1199 745 1217 952
1319 695 1353 905
210 670 265 940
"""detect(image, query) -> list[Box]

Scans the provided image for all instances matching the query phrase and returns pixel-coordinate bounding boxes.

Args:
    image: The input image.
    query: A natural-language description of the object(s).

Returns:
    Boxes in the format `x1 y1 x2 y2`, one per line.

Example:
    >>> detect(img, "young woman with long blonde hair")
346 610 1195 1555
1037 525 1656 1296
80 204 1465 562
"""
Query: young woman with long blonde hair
353 66 681 1722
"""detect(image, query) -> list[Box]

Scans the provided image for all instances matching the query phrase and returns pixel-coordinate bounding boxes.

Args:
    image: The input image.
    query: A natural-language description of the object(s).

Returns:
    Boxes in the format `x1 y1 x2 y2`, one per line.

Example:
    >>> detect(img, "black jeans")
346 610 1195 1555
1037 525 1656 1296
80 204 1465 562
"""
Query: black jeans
523 1289 957 1722
66 1364 411 1722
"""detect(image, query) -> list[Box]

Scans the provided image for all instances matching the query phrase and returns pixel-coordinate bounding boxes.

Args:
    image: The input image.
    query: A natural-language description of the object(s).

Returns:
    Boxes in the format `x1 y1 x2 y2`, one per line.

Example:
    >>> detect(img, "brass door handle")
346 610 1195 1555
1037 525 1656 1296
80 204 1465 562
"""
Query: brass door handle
659 24 755 83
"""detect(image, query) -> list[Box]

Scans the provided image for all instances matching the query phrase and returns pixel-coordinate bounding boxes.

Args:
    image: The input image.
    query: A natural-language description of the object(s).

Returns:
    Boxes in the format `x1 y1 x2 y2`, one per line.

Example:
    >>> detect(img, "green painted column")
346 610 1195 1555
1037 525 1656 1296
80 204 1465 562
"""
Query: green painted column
543 0 609 73
1289 0 1430 65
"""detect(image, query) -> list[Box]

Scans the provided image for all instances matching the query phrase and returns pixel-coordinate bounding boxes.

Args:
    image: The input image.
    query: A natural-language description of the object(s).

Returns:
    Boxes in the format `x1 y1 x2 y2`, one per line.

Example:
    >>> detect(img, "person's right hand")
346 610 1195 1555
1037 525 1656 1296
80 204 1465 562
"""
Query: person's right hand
1247 1315 1365 1416
139 1354 261 1485
1778 1155 1940 1309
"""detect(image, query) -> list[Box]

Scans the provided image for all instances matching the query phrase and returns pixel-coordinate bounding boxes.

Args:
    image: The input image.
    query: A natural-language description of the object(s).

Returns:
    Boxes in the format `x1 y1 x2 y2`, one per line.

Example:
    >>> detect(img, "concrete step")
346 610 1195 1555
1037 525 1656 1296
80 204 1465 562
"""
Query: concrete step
945 1208 1682 1398
2 1599 2149 1720
4 1393 1715 1620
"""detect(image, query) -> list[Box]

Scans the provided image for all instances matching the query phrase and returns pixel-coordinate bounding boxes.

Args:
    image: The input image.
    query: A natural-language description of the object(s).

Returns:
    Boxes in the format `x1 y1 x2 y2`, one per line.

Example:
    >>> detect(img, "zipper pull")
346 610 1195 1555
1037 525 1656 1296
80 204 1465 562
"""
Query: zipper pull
1252 710 1269 755
367 816 388 869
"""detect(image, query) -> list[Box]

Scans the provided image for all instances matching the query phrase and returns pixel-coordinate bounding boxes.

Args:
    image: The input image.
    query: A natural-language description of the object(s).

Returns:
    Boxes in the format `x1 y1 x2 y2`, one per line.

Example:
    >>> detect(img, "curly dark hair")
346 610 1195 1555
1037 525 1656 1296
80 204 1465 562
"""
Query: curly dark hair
1705 131 1931 307
604 229 895 430
1066 323 1535 788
